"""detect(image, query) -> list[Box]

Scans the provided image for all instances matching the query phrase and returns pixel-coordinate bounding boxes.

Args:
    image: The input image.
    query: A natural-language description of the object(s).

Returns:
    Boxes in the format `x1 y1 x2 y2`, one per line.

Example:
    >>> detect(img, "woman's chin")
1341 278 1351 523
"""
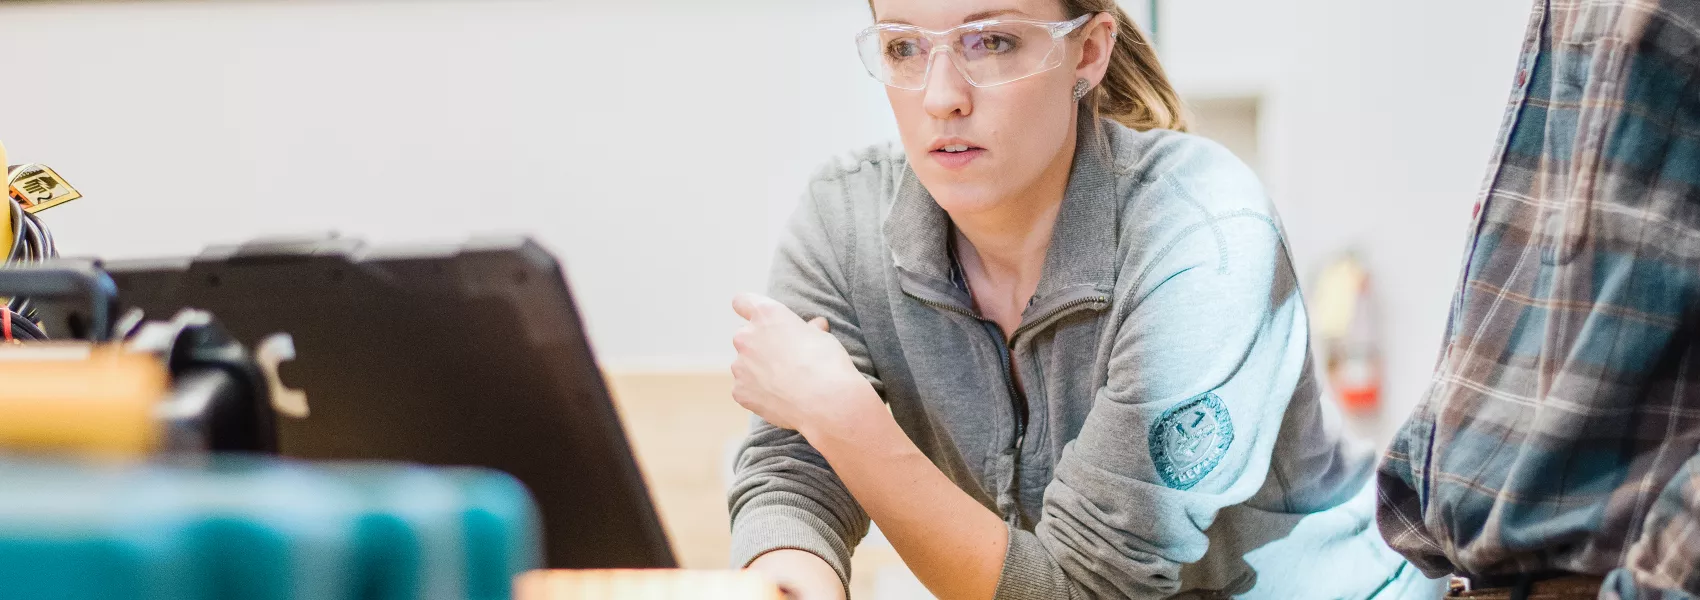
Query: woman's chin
927 187 1010 217
913 162 1020 215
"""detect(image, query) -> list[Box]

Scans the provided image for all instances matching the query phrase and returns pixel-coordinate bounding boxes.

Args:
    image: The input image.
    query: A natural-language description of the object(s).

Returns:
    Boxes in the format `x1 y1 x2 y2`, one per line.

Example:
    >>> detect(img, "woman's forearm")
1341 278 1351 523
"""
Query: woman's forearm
802 394 1010 600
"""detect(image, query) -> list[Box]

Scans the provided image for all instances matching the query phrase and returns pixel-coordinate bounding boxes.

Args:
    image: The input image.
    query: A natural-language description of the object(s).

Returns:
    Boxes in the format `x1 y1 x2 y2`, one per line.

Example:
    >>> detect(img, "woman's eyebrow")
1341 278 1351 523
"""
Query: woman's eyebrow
960 9 1028 22
876 8 1030 25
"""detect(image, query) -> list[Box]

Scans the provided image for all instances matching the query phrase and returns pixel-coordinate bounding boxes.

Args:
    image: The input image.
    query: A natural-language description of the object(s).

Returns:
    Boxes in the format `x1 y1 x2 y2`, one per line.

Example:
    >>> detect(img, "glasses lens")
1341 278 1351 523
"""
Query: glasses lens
952 22 1061 86
857 27 932 90
855 20 1066 89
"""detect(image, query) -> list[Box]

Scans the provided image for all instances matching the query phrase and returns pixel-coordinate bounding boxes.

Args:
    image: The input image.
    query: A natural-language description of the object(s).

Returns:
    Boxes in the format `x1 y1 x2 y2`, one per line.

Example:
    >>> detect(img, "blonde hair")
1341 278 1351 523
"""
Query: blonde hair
1064 1 1187 131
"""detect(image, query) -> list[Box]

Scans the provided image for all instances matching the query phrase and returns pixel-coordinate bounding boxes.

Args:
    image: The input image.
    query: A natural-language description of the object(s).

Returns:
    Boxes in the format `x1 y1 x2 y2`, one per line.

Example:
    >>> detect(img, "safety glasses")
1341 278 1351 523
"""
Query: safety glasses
855 13 1094 90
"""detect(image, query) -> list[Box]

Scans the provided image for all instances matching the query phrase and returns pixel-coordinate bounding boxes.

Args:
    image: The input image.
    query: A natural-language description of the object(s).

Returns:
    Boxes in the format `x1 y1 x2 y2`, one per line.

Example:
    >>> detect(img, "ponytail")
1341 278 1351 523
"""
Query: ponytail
1068 2 1188 131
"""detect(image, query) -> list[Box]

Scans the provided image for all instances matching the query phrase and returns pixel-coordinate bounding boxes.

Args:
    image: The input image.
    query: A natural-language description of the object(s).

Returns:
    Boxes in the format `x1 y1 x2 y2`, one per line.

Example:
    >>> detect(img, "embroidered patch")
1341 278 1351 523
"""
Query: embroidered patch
1149 392 1234 490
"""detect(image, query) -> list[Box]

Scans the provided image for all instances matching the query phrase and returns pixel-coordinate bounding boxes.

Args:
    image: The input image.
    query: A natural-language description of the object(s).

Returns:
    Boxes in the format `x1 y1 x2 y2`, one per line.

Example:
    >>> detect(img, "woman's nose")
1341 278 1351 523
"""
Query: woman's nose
921 51 973 119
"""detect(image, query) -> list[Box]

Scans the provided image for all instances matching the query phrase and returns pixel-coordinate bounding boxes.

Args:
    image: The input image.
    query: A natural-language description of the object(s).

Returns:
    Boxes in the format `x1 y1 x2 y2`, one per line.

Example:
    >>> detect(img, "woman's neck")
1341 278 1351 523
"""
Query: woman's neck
954 124 1076 281
952 195 1062 284
951 125 1078 323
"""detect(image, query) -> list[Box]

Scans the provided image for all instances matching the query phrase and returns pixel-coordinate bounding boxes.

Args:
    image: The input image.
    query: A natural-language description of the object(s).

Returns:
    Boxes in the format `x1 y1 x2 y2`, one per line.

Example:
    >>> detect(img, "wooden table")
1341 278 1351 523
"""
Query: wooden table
517 570 784 600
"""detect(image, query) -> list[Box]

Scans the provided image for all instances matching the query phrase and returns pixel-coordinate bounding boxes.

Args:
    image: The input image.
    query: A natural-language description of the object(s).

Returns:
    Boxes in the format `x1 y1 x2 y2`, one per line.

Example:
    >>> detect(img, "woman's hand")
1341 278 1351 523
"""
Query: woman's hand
747 549 845 600
731 293 880 435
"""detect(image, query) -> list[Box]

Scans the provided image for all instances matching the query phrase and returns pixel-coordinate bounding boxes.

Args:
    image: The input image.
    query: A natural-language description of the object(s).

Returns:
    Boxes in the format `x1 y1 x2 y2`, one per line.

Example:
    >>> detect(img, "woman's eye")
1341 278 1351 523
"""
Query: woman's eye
980 34 1018 53
886 39 924 59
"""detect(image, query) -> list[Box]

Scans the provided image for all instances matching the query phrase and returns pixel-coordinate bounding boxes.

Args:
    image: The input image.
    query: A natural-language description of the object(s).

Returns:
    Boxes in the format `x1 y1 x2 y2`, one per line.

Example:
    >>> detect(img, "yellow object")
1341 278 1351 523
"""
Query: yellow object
0 138 9 249
1313 255 1368 339
516 570 783 600
0 345 169 457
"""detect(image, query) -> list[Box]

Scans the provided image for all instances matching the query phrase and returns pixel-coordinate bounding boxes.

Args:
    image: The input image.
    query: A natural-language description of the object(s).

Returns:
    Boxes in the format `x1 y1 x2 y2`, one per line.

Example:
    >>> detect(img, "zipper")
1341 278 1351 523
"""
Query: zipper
905 293 1031 451
1011 295 1111 341
905 292 1111 443
1002 294 1108 518
982 320 1027 444
906 288 1110 522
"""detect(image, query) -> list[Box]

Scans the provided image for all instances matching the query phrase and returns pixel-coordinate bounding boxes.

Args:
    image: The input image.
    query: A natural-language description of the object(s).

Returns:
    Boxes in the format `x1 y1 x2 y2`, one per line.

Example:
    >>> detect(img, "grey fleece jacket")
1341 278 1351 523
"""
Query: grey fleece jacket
727 115 1437 599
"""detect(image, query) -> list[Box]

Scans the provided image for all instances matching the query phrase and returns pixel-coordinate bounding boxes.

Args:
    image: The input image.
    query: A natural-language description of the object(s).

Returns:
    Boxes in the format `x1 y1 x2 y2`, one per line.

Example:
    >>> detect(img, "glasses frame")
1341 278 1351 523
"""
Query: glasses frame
855 13 1096 90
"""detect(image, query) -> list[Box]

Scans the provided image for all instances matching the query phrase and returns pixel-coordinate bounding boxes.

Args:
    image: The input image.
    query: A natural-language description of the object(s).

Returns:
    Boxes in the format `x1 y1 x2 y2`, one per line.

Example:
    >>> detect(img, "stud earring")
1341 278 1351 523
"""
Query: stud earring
1072 78 1091 102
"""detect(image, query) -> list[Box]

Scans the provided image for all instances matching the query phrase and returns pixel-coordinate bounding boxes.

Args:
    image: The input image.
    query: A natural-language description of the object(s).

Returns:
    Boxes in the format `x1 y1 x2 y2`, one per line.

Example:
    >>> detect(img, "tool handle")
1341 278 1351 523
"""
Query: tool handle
0 263 118 341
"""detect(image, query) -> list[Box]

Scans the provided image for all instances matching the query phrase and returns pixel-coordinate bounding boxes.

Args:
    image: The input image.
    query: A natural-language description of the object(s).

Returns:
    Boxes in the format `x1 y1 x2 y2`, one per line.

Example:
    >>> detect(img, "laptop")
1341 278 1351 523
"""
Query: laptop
97 236 676 570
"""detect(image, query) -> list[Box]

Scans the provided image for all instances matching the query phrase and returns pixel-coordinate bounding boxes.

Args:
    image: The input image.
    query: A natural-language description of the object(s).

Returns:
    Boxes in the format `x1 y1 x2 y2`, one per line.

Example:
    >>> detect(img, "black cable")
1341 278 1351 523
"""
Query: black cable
32 210 57 259
5 309 46 341
5 180 59 263
18 206 51 261
5 199 26 265
3 200 29 321
2 180 61 337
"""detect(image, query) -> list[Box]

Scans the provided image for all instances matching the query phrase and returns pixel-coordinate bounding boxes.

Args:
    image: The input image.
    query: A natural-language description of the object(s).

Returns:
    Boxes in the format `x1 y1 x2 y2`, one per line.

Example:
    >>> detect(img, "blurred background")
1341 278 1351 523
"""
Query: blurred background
1 0 1533 597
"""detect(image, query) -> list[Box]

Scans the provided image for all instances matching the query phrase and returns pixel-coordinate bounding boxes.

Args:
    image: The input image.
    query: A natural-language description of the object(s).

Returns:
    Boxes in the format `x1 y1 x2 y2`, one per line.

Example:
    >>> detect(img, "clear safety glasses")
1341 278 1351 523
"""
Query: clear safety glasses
855 13 1093 90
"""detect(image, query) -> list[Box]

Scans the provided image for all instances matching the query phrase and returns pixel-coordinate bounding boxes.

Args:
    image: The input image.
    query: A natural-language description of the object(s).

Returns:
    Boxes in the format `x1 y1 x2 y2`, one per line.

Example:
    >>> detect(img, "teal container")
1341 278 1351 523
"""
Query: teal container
0 456 542 600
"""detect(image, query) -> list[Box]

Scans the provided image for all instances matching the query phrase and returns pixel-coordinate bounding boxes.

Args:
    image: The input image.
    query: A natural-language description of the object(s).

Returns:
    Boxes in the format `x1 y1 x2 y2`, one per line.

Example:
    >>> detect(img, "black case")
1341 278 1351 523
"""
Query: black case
99 236 676 570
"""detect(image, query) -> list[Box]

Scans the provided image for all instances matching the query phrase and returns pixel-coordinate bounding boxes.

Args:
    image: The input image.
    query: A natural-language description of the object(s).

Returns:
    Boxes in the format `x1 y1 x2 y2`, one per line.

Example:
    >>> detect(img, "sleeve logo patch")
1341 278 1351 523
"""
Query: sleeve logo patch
1149 392 1234 490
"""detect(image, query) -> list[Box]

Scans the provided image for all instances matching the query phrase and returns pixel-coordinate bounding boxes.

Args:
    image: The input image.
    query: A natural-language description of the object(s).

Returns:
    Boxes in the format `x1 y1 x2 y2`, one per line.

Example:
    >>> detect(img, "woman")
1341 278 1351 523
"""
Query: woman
727 1 1437 598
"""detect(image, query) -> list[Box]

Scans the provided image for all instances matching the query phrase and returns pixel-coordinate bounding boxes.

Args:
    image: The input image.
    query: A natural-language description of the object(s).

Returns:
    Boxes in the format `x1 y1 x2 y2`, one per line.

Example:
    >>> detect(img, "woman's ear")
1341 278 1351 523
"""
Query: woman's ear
1075 13 1118 87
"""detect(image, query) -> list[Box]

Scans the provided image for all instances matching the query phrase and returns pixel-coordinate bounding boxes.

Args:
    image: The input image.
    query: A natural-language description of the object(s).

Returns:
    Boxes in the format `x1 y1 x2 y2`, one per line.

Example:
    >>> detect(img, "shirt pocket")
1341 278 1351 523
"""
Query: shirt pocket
1537 8 1631 266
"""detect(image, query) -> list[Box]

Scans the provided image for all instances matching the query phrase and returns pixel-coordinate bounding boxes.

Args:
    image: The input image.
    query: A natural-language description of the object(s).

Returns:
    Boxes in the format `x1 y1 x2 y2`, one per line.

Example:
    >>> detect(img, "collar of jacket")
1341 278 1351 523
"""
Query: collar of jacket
882 109 1120 327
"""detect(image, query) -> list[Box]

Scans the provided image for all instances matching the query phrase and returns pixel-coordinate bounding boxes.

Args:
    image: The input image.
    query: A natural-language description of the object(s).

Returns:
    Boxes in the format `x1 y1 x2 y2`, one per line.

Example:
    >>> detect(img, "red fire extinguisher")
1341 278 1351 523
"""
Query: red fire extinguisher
1314 253 1381 414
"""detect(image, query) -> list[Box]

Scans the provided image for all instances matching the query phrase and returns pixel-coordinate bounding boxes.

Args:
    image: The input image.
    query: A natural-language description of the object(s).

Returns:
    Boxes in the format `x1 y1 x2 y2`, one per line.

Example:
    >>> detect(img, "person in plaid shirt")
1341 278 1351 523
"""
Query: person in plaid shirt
1376 0 1700 598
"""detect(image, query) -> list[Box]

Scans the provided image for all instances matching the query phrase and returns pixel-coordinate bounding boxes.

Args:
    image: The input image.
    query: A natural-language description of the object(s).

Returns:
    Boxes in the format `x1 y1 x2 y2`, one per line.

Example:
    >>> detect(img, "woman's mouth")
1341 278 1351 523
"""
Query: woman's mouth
930 144 985 170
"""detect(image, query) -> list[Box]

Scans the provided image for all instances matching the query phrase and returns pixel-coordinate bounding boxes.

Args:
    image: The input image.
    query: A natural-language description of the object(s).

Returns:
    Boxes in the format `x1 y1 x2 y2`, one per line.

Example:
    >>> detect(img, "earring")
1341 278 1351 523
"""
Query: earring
1072 78 1091 102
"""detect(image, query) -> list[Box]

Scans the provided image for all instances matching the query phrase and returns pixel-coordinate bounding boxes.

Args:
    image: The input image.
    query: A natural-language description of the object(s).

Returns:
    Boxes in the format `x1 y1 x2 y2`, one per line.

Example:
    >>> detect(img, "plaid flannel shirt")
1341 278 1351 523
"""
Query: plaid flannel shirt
1376 0 1700 597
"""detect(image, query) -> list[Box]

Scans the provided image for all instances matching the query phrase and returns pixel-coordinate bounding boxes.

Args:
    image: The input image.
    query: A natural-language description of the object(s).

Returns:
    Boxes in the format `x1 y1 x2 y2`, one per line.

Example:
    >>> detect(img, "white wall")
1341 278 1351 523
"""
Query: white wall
0 0 897 372
5 0 1544 432
1161 0 1535 435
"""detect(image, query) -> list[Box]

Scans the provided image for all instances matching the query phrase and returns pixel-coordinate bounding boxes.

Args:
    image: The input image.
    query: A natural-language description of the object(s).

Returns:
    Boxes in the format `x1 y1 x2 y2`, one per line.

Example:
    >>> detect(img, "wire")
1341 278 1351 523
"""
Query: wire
5 198 26 264
1 308 44 342
1 169 61 336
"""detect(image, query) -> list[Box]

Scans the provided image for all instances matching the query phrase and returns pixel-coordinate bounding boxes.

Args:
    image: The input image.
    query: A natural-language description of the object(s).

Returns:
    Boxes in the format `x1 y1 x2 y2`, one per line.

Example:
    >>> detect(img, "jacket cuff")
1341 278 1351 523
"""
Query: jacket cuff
994 524 1073 600
730 505 854 597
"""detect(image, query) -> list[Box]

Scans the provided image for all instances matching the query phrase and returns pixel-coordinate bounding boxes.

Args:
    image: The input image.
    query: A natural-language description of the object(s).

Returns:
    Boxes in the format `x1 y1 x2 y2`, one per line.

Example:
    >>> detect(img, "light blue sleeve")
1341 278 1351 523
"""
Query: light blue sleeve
994 207 1310 599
